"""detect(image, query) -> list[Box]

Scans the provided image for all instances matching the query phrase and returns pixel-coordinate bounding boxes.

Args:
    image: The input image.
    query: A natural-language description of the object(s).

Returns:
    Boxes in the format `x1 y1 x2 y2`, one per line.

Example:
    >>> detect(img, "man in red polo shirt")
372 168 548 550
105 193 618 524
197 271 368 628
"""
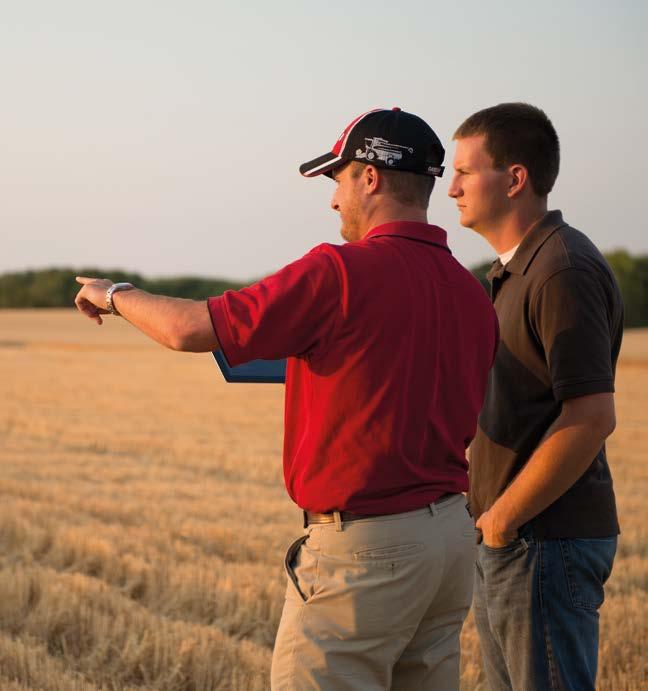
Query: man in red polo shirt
74 108 498 690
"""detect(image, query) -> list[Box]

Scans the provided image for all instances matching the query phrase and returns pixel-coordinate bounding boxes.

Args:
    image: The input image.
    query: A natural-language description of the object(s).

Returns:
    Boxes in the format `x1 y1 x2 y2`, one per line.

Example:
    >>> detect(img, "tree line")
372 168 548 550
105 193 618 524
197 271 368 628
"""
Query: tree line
1 250 647 327
0 269 243 311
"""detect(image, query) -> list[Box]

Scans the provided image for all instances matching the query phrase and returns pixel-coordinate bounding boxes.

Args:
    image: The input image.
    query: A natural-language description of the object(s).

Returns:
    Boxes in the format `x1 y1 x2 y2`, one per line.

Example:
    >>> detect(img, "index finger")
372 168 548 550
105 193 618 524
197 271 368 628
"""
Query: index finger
76 276 97 285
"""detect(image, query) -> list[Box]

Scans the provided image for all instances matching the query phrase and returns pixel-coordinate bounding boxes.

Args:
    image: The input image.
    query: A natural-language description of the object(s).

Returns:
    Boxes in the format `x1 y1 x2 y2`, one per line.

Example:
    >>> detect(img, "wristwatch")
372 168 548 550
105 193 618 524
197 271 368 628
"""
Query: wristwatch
105 282 134 316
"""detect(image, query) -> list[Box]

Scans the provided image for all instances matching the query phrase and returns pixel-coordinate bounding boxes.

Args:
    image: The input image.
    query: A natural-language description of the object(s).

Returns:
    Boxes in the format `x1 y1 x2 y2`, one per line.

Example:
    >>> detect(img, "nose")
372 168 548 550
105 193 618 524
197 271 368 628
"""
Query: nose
331 191 339 211
448 174 462 199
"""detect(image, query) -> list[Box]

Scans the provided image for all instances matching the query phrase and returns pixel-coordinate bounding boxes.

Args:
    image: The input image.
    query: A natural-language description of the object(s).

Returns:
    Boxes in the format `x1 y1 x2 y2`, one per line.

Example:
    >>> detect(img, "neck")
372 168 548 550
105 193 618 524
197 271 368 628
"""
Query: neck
360 202 428 239
480 200 548 254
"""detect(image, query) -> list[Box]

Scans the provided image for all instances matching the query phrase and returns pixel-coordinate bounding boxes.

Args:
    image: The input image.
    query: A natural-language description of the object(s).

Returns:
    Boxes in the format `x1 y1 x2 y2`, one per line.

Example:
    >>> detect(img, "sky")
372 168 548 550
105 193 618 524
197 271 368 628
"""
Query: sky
2 0 646 281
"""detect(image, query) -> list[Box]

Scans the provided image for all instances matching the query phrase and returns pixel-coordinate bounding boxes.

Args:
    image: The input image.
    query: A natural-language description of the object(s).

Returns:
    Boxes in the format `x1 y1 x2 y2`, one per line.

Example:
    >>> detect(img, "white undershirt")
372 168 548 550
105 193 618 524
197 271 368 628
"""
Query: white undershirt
498 244 520 266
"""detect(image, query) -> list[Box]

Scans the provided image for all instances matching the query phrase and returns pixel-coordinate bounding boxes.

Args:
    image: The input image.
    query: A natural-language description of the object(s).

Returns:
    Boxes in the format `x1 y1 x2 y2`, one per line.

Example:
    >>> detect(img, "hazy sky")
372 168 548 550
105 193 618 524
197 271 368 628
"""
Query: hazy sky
2 1 646 281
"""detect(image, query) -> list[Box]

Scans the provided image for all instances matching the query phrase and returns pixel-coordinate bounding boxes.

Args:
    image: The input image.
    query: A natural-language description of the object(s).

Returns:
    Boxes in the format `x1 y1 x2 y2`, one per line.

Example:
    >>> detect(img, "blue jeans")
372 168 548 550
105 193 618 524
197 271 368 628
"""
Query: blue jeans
473 532 617 691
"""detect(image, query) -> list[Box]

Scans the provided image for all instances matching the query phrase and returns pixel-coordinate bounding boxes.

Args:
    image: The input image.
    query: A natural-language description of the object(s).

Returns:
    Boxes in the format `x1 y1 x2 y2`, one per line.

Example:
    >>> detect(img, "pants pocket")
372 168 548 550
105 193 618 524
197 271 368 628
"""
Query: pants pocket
284 534 318 604
559 536 617 610
481 536 530 555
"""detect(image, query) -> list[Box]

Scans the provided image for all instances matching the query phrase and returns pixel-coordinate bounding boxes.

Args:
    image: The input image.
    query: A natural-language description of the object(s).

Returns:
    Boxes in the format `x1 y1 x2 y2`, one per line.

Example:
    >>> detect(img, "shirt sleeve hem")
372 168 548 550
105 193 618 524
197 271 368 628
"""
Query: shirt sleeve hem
207 295 242 367
553 378 615 401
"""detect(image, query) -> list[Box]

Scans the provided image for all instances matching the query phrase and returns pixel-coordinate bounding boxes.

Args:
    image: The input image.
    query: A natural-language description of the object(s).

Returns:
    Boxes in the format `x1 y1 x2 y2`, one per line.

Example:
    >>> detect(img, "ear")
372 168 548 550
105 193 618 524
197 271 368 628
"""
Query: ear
362 164 381 195
507 164 529 198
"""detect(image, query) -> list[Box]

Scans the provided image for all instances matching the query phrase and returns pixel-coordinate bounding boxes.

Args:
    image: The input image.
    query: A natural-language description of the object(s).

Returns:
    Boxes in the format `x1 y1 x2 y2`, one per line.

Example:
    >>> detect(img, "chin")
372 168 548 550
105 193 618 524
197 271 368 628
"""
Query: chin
459 213 476 230
340 226 357 243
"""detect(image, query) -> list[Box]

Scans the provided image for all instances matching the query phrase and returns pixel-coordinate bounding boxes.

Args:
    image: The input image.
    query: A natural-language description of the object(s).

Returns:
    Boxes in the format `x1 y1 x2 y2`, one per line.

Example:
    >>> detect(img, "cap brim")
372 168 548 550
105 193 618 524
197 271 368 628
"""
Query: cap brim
299 152 345 178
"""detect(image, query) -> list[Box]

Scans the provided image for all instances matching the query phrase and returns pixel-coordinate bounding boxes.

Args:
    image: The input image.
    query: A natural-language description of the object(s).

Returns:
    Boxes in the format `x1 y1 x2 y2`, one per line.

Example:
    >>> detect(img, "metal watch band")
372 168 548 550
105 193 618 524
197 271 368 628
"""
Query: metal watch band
105 282 134 316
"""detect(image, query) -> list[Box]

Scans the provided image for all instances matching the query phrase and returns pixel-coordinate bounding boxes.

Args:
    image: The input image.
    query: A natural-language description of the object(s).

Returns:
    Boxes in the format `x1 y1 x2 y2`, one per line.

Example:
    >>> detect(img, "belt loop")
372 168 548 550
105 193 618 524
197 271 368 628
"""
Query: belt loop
334 510 343 532
429 502 438 517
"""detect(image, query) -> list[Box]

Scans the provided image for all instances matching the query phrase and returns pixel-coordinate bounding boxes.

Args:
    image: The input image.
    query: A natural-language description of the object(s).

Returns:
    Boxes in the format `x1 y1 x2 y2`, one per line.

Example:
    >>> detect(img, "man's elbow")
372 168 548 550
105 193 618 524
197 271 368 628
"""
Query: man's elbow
589 398 616 439
168 321 218 353
600 409 616 438
562 393 616 440
161 301 219 352
167 334 189 352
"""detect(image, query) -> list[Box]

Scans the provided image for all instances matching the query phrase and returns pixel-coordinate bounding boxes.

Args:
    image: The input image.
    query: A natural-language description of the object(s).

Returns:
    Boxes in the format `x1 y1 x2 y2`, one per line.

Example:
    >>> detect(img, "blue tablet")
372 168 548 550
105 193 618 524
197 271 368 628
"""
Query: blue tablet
212 350 286 384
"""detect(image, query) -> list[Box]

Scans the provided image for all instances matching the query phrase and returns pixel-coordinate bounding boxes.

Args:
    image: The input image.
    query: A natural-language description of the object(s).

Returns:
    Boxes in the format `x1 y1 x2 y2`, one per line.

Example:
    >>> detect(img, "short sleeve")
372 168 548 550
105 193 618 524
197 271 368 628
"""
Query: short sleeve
530 268 615 401
207 246 341 366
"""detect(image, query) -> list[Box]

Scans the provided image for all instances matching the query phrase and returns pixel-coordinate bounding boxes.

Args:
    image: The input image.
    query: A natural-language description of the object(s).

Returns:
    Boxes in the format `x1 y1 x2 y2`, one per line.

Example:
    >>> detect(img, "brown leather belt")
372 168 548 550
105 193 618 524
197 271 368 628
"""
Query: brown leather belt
303 493 458 528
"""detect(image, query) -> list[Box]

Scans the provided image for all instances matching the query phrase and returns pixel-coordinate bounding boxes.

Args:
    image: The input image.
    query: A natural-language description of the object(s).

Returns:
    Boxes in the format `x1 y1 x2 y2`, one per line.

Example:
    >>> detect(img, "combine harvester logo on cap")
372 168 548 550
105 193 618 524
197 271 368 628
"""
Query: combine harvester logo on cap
355 137 414 167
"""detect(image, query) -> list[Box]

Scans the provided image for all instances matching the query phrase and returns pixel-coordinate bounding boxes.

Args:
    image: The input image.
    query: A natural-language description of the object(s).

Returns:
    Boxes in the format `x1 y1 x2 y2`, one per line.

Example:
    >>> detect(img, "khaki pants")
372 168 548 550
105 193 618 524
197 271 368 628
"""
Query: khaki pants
271 494 476 690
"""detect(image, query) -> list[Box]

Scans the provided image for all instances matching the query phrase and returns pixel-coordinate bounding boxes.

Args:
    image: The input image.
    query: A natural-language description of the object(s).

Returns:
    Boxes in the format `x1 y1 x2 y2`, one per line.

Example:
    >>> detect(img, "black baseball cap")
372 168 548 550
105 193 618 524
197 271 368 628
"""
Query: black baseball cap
299 107 445 179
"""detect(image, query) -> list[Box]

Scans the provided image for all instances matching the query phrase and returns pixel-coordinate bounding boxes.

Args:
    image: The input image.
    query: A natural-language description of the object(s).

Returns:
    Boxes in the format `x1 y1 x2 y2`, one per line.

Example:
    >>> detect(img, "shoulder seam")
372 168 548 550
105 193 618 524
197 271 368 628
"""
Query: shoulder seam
554 227 573 270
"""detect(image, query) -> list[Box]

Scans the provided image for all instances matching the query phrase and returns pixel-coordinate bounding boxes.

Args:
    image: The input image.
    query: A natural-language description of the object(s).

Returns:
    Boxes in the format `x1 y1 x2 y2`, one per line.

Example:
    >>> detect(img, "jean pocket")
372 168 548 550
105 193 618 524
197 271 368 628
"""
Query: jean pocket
559 537 617 610
482 536 529 555
353 543 425 561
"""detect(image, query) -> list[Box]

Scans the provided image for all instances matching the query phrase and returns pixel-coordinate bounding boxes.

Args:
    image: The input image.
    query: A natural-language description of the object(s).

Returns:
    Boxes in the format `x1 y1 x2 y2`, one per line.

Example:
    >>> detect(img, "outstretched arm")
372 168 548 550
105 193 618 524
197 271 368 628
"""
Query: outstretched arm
74 277 220 353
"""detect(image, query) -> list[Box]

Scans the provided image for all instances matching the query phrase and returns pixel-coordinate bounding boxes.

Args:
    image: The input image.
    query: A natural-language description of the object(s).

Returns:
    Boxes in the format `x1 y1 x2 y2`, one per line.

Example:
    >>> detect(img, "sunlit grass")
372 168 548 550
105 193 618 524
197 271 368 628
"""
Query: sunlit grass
0 310 645 690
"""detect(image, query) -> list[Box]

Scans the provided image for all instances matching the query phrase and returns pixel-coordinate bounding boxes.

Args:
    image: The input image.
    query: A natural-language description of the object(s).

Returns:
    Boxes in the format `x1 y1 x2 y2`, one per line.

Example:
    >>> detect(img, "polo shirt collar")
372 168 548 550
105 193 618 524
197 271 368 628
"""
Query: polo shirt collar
487 209 567 282
365 221 450 253
504 210 568 276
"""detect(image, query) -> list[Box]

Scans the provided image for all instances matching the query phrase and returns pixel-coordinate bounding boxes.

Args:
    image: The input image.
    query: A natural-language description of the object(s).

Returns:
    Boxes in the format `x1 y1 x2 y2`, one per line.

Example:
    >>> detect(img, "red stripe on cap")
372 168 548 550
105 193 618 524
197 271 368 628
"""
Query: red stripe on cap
332 108 384 156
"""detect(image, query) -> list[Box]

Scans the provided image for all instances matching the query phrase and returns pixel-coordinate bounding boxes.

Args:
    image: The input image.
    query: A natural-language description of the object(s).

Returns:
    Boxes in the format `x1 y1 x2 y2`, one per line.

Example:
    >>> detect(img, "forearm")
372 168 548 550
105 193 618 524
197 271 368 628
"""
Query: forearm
112 288 219 352
492 408 613 532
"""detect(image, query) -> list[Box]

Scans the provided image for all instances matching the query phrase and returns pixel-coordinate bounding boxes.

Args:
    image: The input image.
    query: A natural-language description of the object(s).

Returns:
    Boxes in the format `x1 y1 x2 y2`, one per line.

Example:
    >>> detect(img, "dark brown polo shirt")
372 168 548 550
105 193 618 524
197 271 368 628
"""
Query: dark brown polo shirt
469 210 623 539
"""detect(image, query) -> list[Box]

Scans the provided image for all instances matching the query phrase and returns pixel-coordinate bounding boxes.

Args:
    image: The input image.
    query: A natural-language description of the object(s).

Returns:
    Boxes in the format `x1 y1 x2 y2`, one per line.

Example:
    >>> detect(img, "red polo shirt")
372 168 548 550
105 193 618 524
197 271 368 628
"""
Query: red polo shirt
208 221 498 514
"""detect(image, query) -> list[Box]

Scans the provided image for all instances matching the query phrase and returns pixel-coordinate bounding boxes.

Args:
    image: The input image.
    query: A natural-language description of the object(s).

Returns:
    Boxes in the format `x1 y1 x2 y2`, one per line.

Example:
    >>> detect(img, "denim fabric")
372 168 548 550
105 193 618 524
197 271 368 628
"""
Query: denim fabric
473 532 617 691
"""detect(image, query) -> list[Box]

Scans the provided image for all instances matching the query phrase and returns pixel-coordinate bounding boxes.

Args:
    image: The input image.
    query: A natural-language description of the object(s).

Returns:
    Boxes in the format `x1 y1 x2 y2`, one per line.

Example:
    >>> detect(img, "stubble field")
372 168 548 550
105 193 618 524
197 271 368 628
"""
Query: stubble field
0 309 645 690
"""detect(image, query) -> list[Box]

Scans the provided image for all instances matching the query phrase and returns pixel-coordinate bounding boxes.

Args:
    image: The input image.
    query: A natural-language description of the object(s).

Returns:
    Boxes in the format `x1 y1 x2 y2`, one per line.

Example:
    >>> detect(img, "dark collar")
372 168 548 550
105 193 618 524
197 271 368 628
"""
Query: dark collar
486 210 568 284
364 221 450 253
504 210 568 276
486 257 506 283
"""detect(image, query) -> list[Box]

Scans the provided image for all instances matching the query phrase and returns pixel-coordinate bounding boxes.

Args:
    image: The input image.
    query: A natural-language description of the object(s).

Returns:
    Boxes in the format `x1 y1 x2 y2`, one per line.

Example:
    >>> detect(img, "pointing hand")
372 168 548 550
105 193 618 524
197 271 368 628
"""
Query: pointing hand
74 276 114 325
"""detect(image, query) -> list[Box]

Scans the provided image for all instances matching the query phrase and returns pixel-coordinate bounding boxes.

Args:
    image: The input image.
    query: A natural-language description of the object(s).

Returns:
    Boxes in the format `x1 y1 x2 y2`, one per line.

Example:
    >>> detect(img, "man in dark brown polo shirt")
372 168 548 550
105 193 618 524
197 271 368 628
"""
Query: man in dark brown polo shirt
448 102 622 691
